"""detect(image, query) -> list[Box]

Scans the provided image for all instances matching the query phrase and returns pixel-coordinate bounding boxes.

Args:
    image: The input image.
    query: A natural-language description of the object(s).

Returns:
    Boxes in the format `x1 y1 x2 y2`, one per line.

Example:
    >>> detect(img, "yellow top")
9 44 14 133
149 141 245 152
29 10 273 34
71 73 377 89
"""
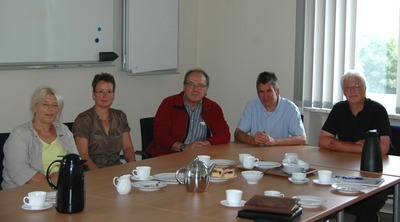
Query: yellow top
42 138 66 174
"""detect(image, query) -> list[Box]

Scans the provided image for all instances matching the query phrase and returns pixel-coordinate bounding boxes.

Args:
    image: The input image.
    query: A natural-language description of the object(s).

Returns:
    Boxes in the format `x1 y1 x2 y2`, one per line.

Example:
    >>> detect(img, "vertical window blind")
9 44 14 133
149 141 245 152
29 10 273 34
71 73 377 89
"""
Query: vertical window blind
302 0 357 109
296 0 400 115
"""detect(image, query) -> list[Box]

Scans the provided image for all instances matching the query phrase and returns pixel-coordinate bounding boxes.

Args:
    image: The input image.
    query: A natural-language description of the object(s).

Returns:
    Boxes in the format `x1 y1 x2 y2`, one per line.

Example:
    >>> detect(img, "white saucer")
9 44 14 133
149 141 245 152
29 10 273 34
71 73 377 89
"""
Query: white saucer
210 174 237 182
210 159 236 167
220 200 246 207
293 195 327 208
313 178 334 185
236 164 253 170
153 173 183 184
288 177 309 184
255 161 281 169
132 181 167 191
331 183 366 194
131 175 154 181
21 202 53 211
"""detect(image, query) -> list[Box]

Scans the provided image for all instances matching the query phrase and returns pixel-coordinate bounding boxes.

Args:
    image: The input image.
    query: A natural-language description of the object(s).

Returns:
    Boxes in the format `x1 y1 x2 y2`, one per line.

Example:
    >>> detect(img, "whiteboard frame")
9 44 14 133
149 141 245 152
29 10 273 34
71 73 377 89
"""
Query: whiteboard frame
0 61 114 71
0 0 115 70
122 0 179 75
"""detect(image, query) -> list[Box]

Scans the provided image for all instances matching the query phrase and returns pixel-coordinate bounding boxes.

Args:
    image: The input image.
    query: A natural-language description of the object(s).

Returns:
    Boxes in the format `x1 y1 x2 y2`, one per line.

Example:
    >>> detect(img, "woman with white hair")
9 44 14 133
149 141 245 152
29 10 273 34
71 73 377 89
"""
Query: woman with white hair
1 86 78 189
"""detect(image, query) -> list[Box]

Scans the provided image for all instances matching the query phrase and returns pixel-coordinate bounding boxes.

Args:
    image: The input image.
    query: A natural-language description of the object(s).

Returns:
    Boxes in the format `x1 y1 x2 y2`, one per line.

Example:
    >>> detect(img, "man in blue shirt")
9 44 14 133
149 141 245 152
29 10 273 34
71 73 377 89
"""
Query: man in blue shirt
234 71 306 146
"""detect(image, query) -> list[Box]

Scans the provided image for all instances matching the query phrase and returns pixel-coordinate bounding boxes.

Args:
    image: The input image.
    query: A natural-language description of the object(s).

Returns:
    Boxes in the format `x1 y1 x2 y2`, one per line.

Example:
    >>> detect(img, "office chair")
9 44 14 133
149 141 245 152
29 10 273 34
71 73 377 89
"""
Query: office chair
389 125 400 156
379 125 400 217
135 117 154 160
63 122 74 132
0 132 10 190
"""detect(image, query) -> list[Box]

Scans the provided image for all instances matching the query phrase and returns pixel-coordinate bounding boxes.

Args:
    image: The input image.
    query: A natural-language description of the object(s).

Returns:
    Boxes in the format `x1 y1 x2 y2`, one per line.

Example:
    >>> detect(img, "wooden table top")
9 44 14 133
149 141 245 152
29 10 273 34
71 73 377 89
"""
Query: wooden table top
1 142 399 222
206 142 400 177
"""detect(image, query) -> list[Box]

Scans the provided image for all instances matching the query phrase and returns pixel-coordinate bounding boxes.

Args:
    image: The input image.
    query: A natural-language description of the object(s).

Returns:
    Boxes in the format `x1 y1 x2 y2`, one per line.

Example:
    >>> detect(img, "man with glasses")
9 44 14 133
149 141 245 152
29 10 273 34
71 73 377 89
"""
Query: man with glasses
319 70 391 154
318 70 391 222
234 71 306 146
146 68 230 157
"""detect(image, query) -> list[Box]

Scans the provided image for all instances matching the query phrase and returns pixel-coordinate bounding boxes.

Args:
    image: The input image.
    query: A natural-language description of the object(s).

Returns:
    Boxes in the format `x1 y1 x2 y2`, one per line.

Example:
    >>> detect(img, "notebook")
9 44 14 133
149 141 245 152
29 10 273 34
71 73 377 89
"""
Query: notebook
334 175 385 186
243 195 299 215
237 206 303 222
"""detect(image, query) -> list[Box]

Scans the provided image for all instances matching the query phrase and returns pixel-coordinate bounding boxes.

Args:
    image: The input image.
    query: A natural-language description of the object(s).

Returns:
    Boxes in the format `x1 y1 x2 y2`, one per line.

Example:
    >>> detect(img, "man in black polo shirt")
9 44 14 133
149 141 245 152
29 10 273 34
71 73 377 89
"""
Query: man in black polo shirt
319 70 391 222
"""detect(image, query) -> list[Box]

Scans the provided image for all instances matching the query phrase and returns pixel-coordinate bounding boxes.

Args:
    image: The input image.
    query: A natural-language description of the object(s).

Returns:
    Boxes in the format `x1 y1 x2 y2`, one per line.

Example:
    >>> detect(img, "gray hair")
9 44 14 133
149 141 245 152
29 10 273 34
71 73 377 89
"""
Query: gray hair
340 70 367 89
183 68 210 87
30 86 64 121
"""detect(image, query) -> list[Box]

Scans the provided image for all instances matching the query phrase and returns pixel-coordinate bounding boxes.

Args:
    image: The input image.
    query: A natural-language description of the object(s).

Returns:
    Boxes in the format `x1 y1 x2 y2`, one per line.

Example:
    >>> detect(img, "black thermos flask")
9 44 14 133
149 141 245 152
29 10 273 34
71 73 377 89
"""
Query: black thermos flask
360 129 383 172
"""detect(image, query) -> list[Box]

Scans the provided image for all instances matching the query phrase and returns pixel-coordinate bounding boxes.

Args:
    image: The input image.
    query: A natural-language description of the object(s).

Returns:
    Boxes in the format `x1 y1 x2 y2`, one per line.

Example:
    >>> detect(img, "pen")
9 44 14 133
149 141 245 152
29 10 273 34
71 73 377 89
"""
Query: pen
335 176 363 180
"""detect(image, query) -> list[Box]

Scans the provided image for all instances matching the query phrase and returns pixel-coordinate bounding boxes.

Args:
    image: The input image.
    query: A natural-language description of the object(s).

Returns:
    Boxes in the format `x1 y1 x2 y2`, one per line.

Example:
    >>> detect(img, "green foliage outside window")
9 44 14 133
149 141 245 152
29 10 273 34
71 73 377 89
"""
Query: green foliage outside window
358 37 398 94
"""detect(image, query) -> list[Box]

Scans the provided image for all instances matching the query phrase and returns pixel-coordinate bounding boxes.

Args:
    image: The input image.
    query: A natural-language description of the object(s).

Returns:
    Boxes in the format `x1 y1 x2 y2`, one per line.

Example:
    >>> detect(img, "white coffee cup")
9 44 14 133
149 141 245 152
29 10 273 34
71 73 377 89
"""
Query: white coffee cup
23 191 47 209
318 170 333 183
226 189 243 205
242 155 259 169
292 172 306 181
132 166 151 180
264 190 284 197
197 155 211 165
239 153 252 164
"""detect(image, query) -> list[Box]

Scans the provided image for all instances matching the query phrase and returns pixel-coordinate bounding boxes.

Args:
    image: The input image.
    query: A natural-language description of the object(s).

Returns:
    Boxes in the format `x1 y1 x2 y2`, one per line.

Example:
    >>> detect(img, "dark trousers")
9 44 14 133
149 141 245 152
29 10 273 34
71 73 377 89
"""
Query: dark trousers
345 190 389 222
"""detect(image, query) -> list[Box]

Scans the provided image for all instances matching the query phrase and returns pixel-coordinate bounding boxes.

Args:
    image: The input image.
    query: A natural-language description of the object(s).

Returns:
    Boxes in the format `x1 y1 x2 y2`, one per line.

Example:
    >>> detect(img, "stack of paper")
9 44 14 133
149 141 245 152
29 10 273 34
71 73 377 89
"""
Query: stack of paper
334 175 385 186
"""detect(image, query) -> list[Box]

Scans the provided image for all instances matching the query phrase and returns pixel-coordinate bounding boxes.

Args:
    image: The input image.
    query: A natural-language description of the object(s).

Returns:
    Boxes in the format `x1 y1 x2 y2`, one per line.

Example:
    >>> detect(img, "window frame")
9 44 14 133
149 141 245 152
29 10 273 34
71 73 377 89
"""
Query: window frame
295 0 400 117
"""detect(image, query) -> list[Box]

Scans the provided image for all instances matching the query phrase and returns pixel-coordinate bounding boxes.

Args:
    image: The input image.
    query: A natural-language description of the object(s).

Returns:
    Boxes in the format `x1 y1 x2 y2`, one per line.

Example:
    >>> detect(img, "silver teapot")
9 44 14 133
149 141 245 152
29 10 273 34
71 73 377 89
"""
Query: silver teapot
175 157 215 193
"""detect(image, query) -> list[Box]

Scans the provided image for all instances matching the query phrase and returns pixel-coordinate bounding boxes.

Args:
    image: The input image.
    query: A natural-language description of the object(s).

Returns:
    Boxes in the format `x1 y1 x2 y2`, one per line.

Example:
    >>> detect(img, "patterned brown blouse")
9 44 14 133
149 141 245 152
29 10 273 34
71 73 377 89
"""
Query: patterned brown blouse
72 107 131 168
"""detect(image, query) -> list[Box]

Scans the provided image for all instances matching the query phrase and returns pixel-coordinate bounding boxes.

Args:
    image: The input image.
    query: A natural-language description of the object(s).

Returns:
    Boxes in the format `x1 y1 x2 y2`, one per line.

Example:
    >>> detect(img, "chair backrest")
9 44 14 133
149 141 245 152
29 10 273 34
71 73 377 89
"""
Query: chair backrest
63 122 74 132
0 132 10 190
390 125 400 156
140 117 155 152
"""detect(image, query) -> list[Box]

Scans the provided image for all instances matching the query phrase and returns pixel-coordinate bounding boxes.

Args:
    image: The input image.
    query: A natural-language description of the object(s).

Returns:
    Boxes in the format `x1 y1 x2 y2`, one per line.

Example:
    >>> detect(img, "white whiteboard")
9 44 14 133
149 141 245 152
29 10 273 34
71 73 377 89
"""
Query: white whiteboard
0 0 113 64
122 0 179 75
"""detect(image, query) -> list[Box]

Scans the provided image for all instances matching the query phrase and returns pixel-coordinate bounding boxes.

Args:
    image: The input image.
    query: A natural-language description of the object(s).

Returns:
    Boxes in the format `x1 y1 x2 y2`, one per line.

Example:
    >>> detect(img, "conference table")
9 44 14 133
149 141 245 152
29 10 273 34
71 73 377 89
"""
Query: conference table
1 142 399 222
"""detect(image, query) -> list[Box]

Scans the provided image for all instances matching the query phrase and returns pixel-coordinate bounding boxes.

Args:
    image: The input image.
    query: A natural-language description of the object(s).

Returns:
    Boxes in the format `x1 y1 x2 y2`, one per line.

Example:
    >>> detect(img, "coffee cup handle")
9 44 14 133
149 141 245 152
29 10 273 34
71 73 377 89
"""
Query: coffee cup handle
132 169 138 176
23 196 29 205
254 158 259 164
280 194 285 197
113 177 119 187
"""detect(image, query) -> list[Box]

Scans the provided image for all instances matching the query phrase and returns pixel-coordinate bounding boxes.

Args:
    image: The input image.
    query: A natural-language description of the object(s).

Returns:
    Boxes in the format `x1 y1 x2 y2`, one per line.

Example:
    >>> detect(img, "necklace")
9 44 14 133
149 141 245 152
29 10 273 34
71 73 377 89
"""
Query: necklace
95 107 110 121
99 115 109 121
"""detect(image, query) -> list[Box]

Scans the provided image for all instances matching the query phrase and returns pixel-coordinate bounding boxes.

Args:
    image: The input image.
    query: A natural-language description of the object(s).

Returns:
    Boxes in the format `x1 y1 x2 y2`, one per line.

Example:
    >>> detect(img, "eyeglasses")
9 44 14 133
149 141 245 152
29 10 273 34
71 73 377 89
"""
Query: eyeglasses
40 103 59 109
95 90 114 95
185 82 207 89
343 84 363 92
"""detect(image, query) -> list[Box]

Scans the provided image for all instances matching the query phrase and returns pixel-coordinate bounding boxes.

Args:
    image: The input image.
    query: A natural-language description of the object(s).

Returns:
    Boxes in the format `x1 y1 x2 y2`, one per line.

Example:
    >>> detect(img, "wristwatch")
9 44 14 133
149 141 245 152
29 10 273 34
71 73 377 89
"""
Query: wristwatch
179 144 186 152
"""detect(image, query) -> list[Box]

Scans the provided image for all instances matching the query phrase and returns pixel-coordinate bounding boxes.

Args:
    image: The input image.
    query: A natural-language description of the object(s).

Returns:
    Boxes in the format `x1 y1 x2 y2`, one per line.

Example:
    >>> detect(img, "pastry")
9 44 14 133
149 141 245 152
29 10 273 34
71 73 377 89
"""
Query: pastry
212 167 224 178
223 168 235 178
211 167 235 178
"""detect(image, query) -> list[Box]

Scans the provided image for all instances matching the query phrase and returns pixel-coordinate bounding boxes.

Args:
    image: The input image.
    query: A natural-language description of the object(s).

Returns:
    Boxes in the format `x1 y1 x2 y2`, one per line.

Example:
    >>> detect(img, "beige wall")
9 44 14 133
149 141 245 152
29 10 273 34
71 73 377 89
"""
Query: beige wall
0 0 299 152
196 0 297 137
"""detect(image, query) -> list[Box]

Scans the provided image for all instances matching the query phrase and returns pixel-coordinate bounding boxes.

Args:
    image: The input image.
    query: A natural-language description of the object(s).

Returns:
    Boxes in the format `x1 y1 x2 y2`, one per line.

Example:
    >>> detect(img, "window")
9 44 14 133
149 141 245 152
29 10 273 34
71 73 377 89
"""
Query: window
295 0 399 115
355 0 399 114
